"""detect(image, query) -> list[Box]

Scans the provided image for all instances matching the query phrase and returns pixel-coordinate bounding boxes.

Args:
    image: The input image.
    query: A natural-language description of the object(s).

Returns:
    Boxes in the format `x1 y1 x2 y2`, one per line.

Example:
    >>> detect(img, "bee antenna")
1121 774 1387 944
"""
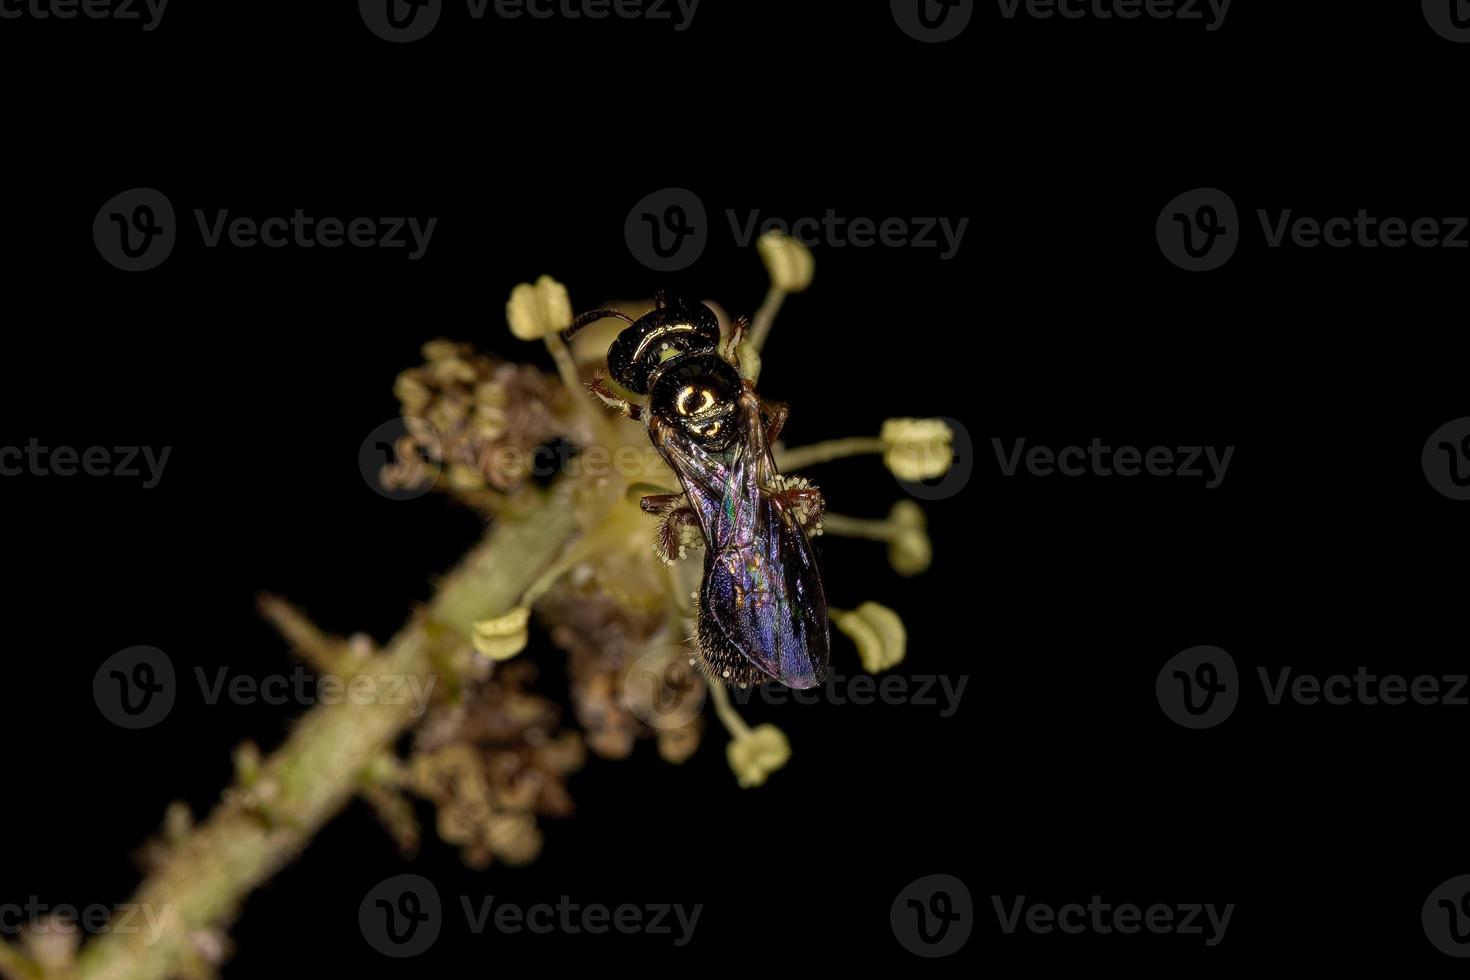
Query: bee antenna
563 308 635 342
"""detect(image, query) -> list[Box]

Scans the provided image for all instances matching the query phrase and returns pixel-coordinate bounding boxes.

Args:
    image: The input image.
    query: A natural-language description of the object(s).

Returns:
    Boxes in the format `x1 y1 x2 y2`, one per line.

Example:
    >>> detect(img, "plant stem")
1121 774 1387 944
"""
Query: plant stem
67 490 581 980
818 512 896 541
0 942 39 980
746 285 786 354
774 437 885 472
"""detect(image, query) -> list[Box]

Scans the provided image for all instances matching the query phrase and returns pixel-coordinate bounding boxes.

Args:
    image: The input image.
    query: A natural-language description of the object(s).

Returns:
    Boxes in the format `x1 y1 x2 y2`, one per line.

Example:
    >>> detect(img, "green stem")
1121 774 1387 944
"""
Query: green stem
69 491 581 980
774 437 885 472
819 512 897 541
746 285 786 354
0 943 40 980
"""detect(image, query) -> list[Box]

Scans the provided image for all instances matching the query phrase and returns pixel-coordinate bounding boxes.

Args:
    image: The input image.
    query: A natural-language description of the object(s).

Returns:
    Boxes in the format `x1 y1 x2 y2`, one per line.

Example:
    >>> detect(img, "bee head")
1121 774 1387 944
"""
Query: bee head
605 294 721 395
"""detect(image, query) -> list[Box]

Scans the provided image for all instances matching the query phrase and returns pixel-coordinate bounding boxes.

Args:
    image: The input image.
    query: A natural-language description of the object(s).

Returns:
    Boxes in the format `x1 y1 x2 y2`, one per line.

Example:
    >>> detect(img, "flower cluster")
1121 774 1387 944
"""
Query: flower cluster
409 661 584 869
382 234 958 868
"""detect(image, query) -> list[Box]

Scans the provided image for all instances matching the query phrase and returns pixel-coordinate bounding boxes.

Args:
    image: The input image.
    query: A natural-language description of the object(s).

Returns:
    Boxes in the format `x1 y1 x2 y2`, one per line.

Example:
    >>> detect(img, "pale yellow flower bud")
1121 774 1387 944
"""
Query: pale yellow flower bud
506 275 573 341
757 231 815 293
487 813 544 865
886 500 932 576
393 372 432 414
726 723 791 788
833 602 907 673
470 606 531 661
882 418 955 481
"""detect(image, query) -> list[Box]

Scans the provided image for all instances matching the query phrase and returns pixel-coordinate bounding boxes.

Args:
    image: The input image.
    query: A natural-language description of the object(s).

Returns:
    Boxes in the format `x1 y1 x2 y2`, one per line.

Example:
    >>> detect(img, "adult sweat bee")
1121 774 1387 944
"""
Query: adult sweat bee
563 292 830 689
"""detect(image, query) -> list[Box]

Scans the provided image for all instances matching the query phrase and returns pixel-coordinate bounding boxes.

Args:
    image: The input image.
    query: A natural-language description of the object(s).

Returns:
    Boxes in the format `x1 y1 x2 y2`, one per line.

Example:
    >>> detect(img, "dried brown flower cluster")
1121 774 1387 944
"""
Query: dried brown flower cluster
409 661 583 869
388 340 576 500
539 585 705 764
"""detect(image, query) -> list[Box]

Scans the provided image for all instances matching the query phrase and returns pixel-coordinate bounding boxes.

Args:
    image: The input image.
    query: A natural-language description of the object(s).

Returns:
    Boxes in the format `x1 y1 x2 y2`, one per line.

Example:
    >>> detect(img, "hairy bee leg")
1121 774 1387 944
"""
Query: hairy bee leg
765 483 826 534
722 315 751 366
586 371 643 420
639 492 685 515
761 398 790 444
640 492 701 564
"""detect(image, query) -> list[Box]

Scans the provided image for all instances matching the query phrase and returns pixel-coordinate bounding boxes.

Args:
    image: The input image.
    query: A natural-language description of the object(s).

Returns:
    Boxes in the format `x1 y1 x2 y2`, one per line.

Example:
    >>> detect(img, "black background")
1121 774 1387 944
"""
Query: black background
2 0 1468 973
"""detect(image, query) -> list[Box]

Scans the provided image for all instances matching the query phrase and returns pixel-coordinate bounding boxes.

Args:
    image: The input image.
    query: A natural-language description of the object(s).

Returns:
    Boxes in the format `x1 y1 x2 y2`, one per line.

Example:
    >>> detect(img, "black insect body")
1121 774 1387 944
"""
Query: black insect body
564 294 830 689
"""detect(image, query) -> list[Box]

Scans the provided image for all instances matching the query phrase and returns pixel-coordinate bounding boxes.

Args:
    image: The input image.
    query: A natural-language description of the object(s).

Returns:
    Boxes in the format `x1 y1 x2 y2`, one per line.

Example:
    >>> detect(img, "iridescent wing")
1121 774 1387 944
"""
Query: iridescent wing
652 394 830 689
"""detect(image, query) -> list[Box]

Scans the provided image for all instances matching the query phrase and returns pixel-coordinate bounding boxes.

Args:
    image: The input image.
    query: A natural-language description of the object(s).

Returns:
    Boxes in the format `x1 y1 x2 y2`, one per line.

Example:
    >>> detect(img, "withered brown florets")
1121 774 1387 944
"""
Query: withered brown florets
538 585 704 764
393 339 574 496
409 661 584 869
